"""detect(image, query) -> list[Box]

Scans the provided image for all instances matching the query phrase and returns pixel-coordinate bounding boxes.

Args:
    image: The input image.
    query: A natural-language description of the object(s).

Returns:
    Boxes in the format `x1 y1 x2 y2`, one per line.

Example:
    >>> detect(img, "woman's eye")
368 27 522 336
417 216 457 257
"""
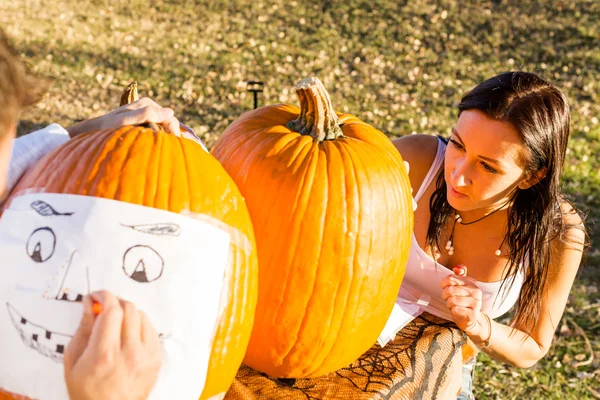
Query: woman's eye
481 163 498 174
27 227 56 263
449 138 464 150
122 245 164 283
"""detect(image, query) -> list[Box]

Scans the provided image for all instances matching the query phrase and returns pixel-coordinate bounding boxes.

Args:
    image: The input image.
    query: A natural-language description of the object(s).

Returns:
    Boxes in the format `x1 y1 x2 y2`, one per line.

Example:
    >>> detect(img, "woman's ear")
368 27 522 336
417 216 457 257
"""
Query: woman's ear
518 168 548 190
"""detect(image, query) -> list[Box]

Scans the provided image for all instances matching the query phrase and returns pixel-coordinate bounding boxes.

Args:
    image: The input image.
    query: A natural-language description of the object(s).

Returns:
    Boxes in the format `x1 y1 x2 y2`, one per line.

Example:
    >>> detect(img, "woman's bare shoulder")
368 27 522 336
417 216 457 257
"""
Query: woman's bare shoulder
391 134 440 194
556 202 586 248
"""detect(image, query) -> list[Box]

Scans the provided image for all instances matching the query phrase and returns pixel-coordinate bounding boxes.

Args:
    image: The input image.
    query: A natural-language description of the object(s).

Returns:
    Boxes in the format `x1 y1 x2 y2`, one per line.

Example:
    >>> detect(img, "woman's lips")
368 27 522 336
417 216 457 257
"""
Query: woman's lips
448 184 468 198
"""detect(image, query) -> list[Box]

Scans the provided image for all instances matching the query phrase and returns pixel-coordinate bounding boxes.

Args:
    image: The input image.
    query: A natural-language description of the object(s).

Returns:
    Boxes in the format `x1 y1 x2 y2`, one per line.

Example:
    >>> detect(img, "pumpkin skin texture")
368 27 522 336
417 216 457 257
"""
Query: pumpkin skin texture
3 126 258 400
211 77 413 378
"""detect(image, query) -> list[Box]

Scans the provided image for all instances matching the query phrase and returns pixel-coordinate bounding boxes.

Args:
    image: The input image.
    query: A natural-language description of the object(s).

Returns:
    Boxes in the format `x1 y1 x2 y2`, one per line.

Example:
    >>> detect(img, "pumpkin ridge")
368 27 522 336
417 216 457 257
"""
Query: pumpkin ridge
74 131 116 195
176 137 192 211
303 140 368 377
168 135 190 211
306 142 354 374
113 129 147 202
248 141 315 366
346 139 410 336
77 130 119 195
247 137 314 353
86 127 136 197
58 131 95 194
367 141 395 313
215 126 271 186
237 129 285 181
278 144 330 372
332 140 374 353
133 130 156 205
101 127 144 200
152 129 168 209
298 141 354 376
143 127 162 207
166 133 178 211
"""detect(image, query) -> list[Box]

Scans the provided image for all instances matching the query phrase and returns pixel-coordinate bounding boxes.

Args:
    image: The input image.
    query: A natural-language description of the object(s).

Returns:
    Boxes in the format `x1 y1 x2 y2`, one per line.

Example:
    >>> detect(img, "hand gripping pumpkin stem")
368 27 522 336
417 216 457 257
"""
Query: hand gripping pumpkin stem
119 81 160 131
287 77 343 141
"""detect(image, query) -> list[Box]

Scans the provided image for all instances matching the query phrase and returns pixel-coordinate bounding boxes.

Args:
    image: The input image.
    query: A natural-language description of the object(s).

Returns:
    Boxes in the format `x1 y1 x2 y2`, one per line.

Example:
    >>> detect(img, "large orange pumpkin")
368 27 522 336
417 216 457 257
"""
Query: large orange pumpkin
211 77 414 378
1 85 258 400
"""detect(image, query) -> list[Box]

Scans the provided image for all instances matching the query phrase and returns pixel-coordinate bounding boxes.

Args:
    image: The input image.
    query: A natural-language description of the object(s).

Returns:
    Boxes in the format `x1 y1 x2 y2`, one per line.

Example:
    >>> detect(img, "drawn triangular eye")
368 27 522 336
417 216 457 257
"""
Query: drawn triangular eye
26 227 56 263
122 245 164 283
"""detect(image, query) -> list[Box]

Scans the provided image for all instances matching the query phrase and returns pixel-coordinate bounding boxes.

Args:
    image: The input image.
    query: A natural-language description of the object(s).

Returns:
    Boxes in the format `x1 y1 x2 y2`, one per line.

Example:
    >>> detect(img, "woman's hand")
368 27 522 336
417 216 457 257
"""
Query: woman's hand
66 97 180 138
64 291 163 400
441 265 488 341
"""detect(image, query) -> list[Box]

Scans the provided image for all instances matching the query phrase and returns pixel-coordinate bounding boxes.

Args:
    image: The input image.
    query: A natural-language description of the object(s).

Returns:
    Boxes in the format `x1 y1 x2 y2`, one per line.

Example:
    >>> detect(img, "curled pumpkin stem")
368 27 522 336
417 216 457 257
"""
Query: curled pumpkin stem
119 81 160 131
287 77 343 141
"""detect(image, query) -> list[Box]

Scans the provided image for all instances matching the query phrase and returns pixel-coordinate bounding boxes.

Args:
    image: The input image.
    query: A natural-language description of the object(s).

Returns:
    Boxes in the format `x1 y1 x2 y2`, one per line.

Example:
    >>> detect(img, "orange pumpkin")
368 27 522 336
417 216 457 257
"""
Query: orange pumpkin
1 85 258 400
211 77 414 378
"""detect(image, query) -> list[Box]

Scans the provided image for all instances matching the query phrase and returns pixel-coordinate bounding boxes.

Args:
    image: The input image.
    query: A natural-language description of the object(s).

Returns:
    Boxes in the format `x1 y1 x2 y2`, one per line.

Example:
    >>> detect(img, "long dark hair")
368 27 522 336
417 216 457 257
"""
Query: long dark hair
427 71 582 333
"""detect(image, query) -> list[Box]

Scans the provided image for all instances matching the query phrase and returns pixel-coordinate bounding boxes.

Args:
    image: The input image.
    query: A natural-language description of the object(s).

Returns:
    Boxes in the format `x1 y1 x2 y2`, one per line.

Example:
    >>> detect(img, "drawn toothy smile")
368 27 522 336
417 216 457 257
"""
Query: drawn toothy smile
7 302 169 364
7 303 72 363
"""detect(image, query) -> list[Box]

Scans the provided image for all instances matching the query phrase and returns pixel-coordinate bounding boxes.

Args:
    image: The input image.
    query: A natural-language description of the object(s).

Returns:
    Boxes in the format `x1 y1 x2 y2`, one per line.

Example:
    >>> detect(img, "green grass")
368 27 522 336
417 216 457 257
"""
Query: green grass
2 0 599 397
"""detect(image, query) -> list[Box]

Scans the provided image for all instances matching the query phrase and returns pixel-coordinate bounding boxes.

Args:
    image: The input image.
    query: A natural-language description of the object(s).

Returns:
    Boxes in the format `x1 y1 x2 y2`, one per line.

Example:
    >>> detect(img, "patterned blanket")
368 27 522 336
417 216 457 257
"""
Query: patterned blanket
225 313 468 400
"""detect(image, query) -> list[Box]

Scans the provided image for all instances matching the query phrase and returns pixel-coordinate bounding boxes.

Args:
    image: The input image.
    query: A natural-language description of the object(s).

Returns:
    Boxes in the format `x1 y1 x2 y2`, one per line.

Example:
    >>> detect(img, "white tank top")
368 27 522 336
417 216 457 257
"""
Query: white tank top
398 137 525 321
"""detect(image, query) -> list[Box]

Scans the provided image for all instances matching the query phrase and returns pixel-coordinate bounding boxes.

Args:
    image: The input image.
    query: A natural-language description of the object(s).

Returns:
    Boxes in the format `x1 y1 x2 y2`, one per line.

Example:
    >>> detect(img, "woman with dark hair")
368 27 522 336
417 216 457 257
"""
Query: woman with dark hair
392 71 585 399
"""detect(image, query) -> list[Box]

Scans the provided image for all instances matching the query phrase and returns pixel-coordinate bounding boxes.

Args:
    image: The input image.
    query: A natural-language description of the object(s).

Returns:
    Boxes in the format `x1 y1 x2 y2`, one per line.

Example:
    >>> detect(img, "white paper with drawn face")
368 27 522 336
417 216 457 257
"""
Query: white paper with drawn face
0 193 230 400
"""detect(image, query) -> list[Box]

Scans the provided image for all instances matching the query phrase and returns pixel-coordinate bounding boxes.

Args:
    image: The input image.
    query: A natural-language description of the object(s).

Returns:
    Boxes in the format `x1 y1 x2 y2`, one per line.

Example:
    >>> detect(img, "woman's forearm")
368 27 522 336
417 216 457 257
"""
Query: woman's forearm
470 316 548 368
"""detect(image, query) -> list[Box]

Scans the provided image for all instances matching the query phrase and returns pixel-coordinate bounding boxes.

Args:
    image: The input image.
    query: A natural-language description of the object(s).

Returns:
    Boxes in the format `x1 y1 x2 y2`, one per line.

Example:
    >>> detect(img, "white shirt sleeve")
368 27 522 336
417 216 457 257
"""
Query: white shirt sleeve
7 124 70 192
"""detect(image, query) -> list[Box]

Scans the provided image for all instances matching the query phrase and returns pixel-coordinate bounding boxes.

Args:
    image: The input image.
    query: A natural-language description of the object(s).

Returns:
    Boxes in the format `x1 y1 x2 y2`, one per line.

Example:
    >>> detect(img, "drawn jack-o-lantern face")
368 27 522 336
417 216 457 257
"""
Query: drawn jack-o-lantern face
0 193 231 399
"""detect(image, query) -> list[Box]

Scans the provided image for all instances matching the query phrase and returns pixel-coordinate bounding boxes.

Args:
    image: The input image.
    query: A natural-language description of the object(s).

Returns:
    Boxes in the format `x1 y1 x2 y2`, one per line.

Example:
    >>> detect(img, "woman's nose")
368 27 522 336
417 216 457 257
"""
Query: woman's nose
451 160 472 187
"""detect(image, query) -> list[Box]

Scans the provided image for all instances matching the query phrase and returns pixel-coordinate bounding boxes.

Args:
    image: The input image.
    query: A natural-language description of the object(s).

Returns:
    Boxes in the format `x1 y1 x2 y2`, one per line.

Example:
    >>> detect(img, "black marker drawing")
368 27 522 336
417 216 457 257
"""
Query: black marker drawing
7 302 170 364
30 200 74 217
6 303 72 363
123 245 164 282
121 223 181 236
55 251 88 303
27 227 56 263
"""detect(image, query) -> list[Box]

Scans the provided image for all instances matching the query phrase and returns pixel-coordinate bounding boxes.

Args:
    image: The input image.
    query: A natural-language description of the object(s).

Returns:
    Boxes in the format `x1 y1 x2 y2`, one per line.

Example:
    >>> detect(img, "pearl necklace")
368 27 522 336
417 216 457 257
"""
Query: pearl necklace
445 202 510 257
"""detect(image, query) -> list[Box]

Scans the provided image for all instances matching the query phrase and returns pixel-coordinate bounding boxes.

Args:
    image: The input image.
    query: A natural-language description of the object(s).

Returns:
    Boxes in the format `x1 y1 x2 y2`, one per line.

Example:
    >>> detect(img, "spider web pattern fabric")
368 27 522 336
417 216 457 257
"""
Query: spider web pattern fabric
224 313 467 400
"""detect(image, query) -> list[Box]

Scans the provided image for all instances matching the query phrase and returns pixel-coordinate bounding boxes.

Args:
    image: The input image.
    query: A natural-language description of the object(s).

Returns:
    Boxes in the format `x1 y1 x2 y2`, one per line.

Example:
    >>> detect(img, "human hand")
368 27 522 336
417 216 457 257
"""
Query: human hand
440 265 487 340
64 291 163 400
66 97 180 138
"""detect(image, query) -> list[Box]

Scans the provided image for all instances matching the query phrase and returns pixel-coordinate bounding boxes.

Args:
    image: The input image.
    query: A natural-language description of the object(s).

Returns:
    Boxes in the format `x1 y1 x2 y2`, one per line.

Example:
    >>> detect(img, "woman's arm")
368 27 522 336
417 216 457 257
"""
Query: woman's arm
1 97 182 203
442 210 585 367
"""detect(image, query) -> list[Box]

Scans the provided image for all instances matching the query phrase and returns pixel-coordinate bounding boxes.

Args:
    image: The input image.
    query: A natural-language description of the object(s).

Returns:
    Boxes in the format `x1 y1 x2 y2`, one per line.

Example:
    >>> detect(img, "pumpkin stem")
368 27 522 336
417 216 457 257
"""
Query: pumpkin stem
120 81 139 106
119 81 160 131
287 77 343 141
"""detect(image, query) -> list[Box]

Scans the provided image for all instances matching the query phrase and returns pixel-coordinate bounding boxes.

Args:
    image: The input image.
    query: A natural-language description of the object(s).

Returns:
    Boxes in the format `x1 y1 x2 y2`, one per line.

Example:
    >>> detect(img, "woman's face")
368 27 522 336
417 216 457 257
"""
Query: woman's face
444 110 529 212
